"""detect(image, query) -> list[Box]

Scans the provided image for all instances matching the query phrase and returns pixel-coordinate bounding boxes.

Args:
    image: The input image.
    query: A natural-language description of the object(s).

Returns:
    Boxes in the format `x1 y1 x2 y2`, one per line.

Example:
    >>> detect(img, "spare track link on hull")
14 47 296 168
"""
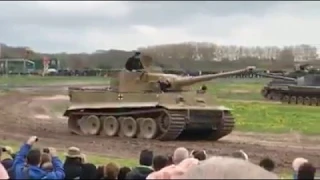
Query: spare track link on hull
157 110 186 141
207 111 235 140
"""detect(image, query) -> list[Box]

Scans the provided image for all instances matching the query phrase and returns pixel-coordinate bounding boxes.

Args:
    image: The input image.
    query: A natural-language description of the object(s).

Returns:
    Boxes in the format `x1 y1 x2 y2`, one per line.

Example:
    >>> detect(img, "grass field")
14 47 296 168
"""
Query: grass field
0 75 107 86
208 78 269 101
220 100 320 135
0 76 314 178
34 76 319 136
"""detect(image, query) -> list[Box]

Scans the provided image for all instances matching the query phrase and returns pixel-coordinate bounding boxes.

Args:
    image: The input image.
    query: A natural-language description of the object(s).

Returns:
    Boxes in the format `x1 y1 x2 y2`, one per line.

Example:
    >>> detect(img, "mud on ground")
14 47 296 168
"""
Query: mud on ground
0 87 319 173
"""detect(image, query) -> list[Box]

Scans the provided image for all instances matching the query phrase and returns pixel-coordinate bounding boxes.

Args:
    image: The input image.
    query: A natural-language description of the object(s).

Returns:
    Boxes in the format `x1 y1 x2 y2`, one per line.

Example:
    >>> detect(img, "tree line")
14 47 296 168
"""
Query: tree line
0 42 319 71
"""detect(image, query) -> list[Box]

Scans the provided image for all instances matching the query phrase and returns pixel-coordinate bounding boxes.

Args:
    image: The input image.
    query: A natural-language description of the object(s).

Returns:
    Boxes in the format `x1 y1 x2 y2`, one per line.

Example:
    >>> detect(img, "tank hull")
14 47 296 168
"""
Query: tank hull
64 88 235 141
261 85 320 106
260 79 296 101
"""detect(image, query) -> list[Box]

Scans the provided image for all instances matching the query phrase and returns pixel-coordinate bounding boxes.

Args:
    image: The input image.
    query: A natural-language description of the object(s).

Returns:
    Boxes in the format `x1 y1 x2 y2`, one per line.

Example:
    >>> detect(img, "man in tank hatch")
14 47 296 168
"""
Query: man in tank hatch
125 51 144 72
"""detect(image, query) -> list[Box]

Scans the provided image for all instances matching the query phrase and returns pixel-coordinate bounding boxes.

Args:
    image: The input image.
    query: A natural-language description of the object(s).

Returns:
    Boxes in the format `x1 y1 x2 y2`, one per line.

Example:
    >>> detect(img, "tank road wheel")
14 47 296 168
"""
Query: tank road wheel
140 118 158 139
297 96 304 104
120 117 138 138
158 114 170 133
266 93 273 100
281 95 290 104
289 96 297 104
303 97 311 106
311 97 318 106
101 116 120 137
261 89 268 98
68 115 83 135
78 115 101 135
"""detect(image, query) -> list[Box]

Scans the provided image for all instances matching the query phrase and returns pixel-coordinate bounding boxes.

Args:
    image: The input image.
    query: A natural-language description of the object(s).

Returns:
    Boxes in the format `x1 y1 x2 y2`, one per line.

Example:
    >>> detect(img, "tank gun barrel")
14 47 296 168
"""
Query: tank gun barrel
172 66 255 88
257 72 297 82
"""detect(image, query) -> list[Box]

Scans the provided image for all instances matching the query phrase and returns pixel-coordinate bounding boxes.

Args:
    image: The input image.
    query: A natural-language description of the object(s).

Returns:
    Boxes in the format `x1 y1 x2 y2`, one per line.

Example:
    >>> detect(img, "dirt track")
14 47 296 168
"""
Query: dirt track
0 87 319 172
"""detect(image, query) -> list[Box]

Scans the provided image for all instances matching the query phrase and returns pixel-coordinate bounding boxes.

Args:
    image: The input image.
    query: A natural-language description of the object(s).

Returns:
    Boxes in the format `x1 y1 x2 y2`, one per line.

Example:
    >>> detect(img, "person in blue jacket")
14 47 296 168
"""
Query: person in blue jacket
12 136 65 179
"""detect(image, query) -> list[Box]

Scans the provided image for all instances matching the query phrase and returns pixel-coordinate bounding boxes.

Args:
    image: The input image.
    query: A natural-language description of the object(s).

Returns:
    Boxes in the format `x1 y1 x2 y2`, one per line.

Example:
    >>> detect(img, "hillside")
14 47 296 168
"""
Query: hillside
0 42 319 71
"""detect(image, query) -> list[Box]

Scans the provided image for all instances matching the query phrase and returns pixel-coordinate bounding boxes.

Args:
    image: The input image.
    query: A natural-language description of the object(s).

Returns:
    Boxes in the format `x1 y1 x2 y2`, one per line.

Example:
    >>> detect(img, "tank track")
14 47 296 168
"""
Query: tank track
206 111 235 140
157 110 186 141
67 108 234 141
262 88 320 106
261 88 281 101
279 94 320 106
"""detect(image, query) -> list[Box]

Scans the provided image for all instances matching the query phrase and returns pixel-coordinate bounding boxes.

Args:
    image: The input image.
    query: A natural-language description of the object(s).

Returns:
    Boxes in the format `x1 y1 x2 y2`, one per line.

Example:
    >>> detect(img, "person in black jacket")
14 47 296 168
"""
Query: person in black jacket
63 147 85 180
125 52 143 72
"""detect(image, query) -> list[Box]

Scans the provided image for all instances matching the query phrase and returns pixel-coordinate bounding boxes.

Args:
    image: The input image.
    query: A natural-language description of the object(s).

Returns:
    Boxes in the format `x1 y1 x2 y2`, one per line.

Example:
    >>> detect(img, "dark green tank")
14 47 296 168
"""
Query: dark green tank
259 72 320 106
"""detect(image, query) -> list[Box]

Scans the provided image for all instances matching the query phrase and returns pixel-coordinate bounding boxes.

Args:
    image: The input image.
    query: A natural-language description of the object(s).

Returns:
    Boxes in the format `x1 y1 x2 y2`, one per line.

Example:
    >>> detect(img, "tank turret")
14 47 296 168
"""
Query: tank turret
112 55 256 93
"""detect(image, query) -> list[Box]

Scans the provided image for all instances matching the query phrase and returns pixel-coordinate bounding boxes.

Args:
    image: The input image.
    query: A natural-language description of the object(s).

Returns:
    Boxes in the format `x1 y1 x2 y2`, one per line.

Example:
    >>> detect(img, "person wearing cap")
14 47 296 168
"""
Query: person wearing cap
125 51 144 72
63 146 86 180
1 146 15 170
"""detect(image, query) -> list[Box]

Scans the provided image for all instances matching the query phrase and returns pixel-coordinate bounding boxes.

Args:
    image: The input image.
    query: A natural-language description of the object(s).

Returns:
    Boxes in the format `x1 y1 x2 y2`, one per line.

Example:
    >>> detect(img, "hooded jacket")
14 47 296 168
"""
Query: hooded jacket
126 165 153 180
12 143 65 179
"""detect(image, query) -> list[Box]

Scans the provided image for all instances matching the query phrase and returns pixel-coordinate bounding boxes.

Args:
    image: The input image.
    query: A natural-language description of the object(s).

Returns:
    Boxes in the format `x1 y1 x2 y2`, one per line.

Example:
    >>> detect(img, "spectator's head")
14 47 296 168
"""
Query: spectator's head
153 155 168 171
41 162 53 172
231 150 249 161
297 162 316 180
139 149 153 166
105 162 120 180
292 157 308 172
64 146 85 165
181 156 278 179
147 158 199 179
191 150 207 161
173 147 189 165
166 154 173 166
80 163 97 180
40 153 51 166
259 157 275 172
0 163 9 180
26 148 42 166
118 166 131 180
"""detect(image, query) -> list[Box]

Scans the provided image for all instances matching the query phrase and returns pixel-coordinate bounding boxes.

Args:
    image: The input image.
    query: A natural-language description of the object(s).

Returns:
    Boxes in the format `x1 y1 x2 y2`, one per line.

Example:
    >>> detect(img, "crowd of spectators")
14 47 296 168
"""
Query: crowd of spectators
0 136 316 179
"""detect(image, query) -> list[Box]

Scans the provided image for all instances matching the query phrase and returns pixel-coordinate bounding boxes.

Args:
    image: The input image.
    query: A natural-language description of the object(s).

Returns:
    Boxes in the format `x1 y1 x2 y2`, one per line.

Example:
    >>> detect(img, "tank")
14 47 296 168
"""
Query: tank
283 63 320 78
63 54 256 141
258 73 297 101
259 72 320 106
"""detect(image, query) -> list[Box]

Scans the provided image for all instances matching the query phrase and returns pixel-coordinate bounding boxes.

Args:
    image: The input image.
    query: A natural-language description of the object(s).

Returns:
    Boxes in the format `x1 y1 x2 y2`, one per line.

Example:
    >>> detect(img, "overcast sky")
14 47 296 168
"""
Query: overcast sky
1 1 320 53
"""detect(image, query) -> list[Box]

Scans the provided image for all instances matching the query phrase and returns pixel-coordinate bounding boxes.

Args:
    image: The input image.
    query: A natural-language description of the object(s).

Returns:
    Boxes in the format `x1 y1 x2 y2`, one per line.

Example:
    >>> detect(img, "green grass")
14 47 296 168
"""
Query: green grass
0 75 108 86
44 77 319 135
219 100 320 135
0 140 137 167
206 78 269 101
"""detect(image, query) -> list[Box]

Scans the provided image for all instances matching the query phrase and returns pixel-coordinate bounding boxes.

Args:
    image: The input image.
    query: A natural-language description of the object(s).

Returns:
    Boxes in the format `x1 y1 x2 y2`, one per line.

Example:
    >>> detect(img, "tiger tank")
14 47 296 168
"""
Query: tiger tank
63 54 256 141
